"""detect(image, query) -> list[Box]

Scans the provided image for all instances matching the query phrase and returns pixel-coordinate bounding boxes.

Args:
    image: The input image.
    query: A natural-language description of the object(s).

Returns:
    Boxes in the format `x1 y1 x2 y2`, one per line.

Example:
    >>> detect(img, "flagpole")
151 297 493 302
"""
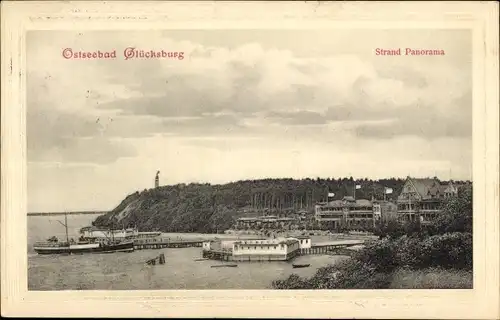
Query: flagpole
409 189 412 222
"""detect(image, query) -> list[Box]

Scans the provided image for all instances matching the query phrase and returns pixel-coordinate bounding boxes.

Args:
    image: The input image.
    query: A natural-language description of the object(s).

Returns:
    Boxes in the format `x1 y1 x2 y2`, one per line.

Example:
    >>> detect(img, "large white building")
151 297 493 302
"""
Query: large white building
202 236 311 261
233 238 300 261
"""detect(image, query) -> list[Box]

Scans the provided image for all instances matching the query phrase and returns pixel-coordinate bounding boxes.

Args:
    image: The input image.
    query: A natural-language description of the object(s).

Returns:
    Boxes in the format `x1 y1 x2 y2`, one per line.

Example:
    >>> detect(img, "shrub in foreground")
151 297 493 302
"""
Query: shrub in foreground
390 267 473 289
356 232 472 271
272 259 392 289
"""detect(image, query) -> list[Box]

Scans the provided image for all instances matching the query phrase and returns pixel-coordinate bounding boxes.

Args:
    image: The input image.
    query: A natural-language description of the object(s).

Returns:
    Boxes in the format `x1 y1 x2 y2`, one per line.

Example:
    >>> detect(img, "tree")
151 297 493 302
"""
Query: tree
373 219 405 239
431 185 472 235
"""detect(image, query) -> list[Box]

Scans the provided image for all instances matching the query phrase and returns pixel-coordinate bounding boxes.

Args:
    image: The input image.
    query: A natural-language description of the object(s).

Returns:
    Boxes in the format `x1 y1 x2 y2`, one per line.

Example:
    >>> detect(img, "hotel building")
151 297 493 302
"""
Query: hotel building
314 196 375 230
235 215 297 230
373 200 398 223
397 177 465 223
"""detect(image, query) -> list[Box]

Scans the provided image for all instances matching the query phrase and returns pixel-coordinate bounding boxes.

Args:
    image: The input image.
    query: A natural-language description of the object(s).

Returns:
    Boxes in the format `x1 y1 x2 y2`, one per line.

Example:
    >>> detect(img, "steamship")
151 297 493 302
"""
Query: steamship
33 238 134 255
33 213 134 255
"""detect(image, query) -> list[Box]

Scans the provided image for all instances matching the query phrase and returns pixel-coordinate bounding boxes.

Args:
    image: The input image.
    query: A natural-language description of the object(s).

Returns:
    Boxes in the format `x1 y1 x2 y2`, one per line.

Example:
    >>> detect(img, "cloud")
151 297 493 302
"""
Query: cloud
265 110 327 125
352 90 472 139
92 41 471 142
27 107 138 164
26 30 473 211
27 30 472 166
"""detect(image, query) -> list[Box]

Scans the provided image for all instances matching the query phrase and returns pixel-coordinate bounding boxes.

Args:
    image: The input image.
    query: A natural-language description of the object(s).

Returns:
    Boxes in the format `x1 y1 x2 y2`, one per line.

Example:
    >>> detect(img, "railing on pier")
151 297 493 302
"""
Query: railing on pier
133 238 203 250
201 241 365 262
299 240 365 256
202 249 233 261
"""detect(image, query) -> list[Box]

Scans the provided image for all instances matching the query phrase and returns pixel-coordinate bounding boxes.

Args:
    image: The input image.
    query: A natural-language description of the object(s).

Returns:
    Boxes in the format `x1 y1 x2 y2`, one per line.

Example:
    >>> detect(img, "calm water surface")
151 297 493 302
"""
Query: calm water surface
28 214 347 290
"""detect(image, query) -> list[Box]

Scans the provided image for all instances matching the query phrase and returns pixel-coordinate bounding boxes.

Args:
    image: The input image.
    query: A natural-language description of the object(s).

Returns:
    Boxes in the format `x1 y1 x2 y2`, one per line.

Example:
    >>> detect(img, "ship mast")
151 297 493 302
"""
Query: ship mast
56 213 70 244
111 218 115 243
65 213 69 244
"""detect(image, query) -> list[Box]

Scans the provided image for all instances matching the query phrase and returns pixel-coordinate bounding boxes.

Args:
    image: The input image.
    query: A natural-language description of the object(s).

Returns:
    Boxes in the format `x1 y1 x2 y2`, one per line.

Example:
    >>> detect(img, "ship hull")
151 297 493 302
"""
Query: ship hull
100 241 135 253
34 241 134 255
33 247 71 255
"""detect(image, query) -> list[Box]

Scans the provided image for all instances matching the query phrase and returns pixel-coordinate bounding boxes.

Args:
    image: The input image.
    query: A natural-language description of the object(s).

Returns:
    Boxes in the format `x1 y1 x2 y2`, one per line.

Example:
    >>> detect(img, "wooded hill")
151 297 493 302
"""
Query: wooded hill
92 177 446 233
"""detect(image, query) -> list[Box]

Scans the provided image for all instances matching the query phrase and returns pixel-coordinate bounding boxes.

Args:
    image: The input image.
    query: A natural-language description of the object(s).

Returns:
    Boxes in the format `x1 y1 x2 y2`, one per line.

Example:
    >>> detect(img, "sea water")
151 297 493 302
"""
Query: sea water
28 214 347 290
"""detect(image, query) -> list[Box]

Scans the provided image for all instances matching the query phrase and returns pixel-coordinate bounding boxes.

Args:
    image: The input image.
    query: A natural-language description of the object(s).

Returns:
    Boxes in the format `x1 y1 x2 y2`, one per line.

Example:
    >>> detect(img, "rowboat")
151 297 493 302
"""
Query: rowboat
211 264 238 268
292 264 310 268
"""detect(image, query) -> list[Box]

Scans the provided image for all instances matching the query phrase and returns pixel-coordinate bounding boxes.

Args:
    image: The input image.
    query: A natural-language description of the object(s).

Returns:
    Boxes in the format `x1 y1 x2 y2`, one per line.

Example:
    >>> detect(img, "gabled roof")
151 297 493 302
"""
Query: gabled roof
322 199 372 208
440 181 469 194
325 200 344 207
354 199 373 207
406 177 442 199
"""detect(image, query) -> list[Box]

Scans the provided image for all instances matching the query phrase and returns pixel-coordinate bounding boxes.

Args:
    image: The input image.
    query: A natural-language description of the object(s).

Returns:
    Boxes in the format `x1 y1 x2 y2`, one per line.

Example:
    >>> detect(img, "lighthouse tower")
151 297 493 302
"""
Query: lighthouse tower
155 171 160 188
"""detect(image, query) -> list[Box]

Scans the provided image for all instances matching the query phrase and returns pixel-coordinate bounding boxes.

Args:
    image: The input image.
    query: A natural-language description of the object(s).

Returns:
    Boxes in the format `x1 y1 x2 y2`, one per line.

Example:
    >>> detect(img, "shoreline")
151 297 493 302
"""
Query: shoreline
28 211 107 216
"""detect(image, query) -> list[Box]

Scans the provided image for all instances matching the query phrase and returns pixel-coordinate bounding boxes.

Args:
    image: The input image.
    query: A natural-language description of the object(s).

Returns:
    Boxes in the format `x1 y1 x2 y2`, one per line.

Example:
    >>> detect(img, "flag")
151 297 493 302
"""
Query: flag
355 184 361 189
385 187 393 194
328 192 335 198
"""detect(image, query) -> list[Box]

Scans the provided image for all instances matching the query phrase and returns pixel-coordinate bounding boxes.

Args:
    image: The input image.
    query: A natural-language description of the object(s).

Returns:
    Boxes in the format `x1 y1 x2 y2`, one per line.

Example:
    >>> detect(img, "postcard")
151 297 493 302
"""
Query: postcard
1 1 499 318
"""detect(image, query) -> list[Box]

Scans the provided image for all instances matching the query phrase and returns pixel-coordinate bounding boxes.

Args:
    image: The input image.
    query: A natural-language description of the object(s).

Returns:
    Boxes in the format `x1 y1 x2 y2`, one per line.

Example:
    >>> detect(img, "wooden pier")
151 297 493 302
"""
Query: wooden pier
146 253 166 265
300 240 364 255
202 249 233 261
202 240 365 262
133 238 203 250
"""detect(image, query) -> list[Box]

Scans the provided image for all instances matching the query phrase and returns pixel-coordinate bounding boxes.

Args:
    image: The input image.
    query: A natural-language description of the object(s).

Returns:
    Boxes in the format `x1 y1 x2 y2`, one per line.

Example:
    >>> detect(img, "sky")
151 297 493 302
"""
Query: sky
27 29 472 212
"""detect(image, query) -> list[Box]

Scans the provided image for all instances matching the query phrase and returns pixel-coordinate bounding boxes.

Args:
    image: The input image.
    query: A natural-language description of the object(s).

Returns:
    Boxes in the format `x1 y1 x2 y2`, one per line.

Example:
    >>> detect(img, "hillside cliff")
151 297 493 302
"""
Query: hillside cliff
92 178 408 233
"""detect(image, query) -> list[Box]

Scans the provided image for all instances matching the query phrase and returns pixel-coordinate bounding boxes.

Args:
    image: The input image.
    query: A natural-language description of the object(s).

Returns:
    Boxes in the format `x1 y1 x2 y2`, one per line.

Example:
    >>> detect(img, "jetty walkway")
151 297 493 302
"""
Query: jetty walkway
133 237 365 254
303 240 365 255
202 240 365 261
133 238 203 250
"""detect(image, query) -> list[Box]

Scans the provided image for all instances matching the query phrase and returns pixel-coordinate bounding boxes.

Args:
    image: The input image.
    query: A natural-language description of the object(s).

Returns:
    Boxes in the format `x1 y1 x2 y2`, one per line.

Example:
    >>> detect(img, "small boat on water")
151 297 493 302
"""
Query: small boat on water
292 264 310 268
194 258 209 261
211 264 238 268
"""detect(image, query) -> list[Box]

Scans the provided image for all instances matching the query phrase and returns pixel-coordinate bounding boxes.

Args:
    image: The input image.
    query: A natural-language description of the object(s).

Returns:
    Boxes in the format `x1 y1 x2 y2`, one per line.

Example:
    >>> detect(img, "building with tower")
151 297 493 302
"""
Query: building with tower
155 171 160 188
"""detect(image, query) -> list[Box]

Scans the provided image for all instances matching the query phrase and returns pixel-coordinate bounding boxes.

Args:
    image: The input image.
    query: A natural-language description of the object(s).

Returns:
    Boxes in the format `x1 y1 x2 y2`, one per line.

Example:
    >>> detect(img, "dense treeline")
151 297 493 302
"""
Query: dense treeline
273 185 473 289
93 177 406 233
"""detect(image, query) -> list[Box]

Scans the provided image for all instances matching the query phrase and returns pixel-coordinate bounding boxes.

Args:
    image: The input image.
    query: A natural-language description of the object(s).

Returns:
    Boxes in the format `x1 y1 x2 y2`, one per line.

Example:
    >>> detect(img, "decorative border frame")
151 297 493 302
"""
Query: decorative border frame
1 1 498 318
